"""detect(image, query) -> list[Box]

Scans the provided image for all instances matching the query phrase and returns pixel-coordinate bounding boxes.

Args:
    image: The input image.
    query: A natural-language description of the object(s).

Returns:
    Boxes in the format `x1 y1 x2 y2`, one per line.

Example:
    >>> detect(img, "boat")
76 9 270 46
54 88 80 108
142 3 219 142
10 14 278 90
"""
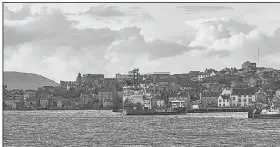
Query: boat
248 88 280 119
248 108 280 119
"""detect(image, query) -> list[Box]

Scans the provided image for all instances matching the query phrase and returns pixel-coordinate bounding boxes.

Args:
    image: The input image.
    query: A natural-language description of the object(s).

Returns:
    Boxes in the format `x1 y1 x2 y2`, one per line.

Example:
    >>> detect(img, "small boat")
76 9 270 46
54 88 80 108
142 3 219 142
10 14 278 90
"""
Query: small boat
248 108 280 119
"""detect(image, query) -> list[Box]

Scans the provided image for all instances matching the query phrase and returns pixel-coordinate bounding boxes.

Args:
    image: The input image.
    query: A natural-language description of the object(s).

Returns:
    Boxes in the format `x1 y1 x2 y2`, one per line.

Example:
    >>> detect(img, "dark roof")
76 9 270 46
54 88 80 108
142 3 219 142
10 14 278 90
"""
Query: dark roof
202 92 220 97
221 95 231 99
232 88 257 95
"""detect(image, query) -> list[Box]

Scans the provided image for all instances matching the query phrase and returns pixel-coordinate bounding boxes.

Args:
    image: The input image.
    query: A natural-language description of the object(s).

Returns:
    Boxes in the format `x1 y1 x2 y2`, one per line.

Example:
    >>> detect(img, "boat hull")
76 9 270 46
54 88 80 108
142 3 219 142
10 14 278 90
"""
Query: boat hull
248 112 280 119
251 114 280 119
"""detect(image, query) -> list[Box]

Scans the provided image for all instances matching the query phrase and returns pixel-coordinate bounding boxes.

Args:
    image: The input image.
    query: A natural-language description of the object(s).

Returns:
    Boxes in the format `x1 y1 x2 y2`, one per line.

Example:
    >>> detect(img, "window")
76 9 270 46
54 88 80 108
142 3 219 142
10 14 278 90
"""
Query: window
232 97 235 100
223 104 225 107
238 99 241 102
244 99 246 102
219 99 221 102
219 104 221 107
223 99 225 102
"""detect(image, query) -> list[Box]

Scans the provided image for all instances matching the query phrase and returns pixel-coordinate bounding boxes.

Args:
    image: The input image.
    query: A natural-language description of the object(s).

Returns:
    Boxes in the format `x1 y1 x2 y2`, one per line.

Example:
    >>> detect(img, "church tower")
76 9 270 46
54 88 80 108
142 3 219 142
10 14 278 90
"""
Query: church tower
76 73 82 85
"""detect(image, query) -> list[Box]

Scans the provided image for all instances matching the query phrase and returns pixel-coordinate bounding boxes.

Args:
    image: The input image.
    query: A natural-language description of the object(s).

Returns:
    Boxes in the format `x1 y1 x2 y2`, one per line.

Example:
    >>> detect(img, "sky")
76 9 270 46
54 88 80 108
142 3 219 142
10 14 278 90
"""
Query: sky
3 3 280 83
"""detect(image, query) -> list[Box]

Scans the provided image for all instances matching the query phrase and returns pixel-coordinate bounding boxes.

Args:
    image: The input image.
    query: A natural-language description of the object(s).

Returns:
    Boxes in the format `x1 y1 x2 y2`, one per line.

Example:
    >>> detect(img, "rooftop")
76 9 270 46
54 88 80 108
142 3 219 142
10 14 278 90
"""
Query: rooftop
232 88 257 95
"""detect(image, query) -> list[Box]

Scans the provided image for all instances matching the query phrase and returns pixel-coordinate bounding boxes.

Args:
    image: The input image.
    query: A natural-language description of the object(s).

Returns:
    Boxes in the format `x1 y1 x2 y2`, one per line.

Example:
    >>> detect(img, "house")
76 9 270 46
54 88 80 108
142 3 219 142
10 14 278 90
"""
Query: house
218 95 231 107
201 92 220 108
169 97 188 108
218 88 232 107
98 85 117 108
24 91 37 107
4 95 15 109
43 86 55 93
230 88 257 107
56 98 71 109
39 91 52 108
80 92 91 105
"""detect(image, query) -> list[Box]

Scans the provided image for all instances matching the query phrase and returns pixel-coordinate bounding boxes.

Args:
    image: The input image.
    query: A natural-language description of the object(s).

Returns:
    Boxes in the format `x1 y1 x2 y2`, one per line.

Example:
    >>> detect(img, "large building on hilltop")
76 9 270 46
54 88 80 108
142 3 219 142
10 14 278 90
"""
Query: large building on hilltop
242 61 257 71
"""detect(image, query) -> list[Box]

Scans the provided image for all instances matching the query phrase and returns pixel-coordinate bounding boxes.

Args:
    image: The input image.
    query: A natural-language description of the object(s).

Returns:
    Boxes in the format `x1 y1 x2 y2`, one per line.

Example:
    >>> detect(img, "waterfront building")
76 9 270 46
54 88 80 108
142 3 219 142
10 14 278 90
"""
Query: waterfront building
218 88 232 107
201 92 220 108
98 85 116 108
24 91 37 107
230 88 257 107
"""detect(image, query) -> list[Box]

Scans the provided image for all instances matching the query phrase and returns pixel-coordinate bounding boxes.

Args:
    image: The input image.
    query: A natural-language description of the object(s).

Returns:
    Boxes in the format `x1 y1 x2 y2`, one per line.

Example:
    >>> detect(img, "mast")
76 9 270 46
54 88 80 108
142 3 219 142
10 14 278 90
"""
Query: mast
258 48 260 67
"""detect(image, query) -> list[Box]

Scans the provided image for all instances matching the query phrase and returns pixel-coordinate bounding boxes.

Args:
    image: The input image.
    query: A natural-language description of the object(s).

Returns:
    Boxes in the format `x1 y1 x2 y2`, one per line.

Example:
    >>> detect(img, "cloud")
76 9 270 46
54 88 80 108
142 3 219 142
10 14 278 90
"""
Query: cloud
84 5 138 18
3 6 189 82
4 4 33 20
187 17 280 61
177 5 234 14
81 4 155 23
203 49 231 58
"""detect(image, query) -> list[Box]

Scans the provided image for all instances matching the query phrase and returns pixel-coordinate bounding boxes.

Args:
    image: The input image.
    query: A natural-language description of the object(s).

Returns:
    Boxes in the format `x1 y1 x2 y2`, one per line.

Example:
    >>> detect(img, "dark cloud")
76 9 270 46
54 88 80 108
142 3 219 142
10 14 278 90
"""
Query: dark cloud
4 8 77 47
177 5 234 13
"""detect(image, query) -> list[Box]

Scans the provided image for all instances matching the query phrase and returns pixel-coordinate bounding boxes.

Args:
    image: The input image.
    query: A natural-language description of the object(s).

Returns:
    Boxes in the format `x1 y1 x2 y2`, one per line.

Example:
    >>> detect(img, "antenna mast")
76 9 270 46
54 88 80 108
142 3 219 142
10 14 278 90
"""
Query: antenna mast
258 48 260 67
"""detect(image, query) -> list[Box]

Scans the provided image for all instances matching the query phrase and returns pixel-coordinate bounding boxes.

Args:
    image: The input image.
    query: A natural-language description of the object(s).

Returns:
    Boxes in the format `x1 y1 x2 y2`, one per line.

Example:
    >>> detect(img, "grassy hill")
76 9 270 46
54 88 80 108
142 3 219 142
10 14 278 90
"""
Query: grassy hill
3 71 59 90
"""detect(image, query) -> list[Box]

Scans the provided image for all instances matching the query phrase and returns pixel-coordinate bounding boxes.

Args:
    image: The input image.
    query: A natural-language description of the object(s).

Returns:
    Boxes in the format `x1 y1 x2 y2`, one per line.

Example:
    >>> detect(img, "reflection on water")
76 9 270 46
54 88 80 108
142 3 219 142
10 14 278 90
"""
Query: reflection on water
4 110 280 147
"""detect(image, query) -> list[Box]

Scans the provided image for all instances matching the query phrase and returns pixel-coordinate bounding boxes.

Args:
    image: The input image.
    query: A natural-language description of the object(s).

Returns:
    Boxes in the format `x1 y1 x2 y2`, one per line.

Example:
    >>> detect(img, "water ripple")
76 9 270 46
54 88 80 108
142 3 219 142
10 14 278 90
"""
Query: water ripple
4 110 280 147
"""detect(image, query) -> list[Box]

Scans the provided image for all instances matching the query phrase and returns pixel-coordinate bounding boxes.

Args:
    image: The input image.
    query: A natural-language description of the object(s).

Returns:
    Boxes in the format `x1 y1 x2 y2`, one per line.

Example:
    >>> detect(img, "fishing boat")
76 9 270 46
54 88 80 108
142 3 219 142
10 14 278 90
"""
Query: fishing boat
248 107 280 119
248 88 280 119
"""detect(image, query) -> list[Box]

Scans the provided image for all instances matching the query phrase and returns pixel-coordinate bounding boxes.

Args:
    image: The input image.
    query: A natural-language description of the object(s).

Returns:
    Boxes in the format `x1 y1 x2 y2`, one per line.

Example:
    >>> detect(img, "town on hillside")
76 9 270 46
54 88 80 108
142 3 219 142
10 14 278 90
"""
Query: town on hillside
3 61 280 111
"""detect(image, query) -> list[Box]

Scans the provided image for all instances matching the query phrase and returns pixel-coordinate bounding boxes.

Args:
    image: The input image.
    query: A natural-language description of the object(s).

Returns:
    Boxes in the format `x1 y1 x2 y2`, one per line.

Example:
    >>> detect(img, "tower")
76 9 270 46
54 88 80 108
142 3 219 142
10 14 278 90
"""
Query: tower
76 73 82 85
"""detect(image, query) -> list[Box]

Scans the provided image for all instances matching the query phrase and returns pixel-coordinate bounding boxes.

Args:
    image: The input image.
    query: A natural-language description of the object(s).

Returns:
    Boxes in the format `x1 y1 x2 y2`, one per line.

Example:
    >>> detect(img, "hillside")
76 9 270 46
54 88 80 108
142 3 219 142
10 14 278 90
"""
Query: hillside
3 71 59 90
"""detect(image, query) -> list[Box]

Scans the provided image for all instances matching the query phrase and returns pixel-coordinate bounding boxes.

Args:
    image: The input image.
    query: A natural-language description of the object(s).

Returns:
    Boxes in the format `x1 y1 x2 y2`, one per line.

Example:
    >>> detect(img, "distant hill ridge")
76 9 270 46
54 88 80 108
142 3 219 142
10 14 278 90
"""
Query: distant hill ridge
4 71 59 90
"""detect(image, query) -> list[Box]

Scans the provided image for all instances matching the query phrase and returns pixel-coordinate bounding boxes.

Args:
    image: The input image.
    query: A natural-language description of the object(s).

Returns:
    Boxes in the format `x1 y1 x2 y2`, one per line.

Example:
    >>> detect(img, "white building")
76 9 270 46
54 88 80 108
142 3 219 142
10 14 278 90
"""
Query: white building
218 87 232 107
218 87 257 107
230 88 256 107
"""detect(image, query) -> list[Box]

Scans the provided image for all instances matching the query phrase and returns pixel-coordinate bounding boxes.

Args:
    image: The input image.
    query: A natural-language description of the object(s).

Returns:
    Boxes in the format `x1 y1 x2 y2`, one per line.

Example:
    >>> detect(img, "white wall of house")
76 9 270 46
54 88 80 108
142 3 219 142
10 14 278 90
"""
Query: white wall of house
218 96 231 107
230 95 255 107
